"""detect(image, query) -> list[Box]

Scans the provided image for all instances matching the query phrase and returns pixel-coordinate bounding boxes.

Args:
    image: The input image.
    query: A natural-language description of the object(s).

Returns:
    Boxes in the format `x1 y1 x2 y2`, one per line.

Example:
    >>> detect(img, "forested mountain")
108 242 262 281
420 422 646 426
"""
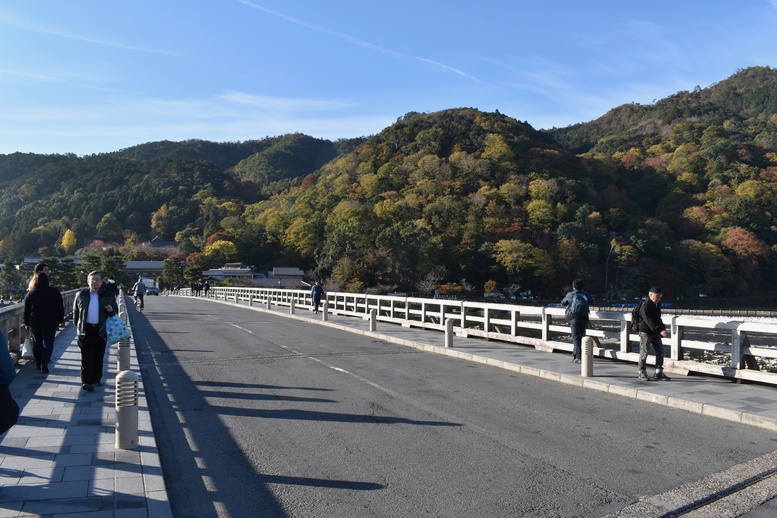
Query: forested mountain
1 66 777 302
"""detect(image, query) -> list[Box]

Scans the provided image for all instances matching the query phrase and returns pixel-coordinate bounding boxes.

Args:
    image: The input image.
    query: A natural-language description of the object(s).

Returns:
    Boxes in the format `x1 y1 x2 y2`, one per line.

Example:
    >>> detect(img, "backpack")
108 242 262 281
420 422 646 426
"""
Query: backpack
567 291 589 319
630 300 644 332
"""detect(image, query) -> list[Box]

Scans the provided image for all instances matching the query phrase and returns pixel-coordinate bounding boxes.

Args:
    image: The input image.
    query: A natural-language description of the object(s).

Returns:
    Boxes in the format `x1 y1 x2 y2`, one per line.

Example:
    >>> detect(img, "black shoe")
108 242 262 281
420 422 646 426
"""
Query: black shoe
638 371 651 381
652 371 671 381
41 364 49 373
82 384 94 392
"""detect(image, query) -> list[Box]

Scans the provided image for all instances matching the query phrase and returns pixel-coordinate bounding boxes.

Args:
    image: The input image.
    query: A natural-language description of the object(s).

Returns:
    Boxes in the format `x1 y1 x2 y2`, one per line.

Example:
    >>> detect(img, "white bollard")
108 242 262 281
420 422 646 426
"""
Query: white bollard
445 319 455 348
369 309 377 331
117 339 131 372
266 297 272 310
322 301 329 321
115 370 140 449
290 299 296 315
581 336 594 377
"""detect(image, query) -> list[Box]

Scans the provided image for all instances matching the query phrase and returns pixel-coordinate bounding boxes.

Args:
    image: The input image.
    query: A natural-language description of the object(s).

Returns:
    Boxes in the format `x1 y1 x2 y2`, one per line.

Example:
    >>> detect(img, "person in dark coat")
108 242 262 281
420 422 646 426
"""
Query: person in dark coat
73 271 116 391
1 330 20 435
560 278 594 363
637 286 670 381
23 272 64 373
311 281 325 313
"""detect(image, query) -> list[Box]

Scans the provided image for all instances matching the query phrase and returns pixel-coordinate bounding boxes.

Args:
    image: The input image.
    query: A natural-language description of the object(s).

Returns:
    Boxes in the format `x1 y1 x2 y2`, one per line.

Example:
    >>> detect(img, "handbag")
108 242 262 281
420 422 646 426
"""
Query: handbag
21 338 34 359
105 315 131 344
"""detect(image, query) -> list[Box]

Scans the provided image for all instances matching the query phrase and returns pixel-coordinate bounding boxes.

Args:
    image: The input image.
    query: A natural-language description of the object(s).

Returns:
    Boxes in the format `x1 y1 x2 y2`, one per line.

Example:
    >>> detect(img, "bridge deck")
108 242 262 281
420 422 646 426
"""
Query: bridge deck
3 294 777 516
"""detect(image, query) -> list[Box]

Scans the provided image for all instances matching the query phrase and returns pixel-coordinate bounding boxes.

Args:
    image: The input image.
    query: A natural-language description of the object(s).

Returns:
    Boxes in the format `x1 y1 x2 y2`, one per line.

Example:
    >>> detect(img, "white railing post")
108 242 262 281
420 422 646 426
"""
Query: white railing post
115 370 139 450
369 309 377 332
620 320 631 353
460 302 467 336
732 327 743 370
445 318 455 348
670 316 683 361
484 307 490 335
581 336 594 377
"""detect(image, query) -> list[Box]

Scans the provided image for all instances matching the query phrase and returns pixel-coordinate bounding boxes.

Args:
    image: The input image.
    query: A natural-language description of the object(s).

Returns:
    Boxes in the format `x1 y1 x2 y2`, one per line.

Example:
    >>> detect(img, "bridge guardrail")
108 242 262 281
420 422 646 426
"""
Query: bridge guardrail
1 289 80 363
179 287 777 386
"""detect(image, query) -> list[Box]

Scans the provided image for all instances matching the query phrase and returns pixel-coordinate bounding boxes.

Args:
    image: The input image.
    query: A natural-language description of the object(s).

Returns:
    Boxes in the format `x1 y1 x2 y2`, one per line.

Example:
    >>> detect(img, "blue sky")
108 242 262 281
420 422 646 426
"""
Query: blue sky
1 1 777 156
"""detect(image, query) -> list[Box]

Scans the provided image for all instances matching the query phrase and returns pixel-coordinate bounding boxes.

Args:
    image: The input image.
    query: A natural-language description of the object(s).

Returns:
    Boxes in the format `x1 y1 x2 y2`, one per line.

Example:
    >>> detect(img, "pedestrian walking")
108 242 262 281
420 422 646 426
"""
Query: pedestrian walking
73 271 116 392
560 279 594 363
23 272 64 373
311 281 325 313
636 286 671 381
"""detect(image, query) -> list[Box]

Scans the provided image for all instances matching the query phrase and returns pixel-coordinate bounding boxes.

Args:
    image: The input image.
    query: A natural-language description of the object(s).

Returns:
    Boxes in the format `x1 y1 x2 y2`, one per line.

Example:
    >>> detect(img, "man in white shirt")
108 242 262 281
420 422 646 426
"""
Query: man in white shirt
72 271 115 392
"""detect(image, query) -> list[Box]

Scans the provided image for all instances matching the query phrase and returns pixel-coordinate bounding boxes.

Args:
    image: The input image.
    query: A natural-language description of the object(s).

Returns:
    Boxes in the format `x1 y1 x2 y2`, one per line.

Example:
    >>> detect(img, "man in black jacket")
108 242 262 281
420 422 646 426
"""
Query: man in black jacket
73 271 115 391
637 286 670 381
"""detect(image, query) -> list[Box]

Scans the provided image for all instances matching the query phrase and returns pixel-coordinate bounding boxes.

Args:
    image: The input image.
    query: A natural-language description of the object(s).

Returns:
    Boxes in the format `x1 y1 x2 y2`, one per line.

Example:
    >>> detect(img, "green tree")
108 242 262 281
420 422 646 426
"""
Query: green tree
58 258 79 290
0 261 25 300
96 213 123 243
161 256 186 289
102 255 128 286
680 240 733 296
202 240 238 268
492 240 554 289
183 266 202 286
78 255 103 285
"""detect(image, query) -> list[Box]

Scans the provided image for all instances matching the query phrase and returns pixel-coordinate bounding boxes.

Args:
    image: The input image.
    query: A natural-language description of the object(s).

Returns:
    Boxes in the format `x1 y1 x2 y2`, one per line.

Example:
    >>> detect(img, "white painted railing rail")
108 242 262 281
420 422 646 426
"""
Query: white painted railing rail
1 289 80 362
177 286 777 386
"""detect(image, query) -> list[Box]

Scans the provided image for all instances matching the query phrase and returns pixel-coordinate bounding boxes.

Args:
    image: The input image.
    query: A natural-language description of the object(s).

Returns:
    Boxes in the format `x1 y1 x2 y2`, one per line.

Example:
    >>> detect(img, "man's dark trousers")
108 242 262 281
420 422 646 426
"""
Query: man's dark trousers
78 324 107 384
569 317 588 361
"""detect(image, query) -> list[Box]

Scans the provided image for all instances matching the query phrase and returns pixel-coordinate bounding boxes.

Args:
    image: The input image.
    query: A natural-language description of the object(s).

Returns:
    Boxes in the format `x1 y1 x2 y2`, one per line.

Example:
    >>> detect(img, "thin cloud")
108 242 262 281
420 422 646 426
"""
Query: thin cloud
0 11 178 56
236 0 479 82
220 91 356 113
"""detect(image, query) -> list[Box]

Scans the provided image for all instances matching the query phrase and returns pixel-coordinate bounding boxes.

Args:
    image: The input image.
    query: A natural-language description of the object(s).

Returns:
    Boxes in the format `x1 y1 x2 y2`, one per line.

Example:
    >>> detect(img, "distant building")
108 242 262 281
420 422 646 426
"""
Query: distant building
142 236 179 249
22 257 163 283
201 264 306 287
267 267 306 288
202 263 256 283
123 261 165 281
23 256 84 269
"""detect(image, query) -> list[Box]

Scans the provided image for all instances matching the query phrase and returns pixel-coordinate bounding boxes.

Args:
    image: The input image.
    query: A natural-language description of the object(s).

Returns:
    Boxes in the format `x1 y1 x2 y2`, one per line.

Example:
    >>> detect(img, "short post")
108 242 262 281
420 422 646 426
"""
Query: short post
322 300 329 321
445 318 454 348
117 339 131 372
581 336 594 377
248 294 254 307
115 370 139 450
266 297 272 310
290 299 296 315
369 308 377 332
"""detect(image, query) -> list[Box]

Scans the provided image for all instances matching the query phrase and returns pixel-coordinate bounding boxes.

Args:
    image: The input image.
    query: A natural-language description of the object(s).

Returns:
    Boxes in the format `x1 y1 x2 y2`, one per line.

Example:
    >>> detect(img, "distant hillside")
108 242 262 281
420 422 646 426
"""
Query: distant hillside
546 66 777 154
1 67 776 302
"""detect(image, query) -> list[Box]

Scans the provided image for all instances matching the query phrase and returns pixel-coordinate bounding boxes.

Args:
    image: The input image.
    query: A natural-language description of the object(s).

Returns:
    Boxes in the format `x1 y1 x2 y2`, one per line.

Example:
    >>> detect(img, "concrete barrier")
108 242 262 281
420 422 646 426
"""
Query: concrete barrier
115 370 140 450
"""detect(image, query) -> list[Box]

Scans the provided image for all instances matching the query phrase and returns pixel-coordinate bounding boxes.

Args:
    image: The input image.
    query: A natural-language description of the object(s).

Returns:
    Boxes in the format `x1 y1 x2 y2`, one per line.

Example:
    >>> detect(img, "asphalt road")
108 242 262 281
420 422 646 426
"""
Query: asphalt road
132 296 777 517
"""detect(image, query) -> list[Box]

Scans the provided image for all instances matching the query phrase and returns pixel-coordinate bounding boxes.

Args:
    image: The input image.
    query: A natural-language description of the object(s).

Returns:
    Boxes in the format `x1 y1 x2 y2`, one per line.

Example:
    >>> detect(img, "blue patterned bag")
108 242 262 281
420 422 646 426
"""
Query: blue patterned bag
105 315 131 344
